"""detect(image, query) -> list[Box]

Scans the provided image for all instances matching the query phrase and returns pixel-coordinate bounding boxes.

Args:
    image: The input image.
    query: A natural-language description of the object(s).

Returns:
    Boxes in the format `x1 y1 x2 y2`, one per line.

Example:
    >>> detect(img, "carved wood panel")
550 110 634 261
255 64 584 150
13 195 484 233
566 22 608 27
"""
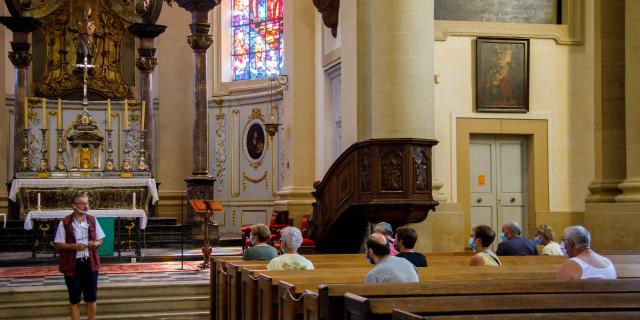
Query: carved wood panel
380 149 403 192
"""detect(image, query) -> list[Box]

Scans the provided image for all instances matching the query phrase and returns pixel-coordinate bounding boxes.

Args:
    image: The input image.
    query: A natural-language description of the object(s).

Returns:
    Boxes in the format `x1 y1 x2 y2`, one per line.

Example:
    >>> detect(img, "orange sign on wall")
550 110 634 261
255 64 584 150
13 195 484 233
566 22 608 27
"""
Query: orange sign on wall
478 174 486 186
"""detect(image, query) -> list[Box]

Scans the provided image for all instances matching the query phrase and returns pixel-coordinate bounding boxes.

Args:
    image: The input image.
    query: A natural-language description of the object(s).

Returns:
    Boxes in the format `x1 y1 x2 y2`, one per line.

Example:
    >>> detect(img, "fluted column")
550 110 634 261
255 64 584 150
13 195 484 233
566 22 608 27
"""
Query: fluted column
129 23 167 176
616 0 640 202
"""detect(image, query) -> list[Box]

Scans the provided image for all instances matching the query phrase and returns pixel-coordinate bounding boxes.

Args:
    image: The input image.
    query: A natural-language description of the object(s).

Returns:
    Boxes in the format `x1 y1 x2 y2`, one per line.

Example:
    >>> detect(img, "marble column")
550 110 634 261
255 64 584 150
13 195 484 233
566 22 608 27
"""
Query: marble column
0 17 41 218
616 0 640 203
129 23 167 176
176 0 219 230
0 17 41 177
176 0 219 178
587 0 626 203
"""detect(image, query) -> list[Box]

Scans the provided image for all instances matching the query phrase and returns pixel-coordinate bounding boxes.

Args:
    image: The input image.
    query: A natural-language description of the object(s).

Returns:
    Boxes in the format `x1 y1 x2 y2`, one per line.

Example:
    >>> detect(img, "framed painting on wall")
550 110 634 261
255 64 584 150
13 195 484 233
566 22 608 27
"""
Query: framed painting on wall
476 38 529 113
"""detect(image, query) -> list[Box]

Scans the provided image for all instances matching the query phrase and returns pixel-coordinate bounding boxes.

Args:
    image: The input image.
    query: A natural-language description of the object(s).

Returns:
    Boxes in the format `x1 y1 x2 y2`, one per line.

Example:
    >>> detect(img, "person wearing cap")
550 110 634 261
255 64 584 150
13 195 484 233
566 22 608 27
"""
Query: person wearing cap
374 222 398 256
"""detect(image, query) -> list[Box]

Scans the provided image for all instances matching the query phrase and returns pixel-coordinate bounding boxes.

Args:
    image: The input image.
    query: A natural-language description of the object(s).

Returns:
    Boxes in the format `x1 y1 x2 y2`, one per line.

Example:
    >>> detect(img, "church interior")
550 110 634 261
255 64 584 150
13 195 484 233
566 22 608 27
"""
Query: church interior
1 0 640 319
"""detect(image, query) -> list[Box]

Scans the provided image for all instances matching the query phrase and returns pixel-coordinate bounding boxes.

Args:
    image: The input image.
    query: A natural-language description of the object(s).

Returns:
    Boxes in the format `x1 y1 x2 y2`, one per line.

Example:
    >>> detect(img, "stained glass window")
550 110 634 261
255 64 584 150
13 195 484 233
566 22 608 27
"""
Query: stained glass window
232 0 284 81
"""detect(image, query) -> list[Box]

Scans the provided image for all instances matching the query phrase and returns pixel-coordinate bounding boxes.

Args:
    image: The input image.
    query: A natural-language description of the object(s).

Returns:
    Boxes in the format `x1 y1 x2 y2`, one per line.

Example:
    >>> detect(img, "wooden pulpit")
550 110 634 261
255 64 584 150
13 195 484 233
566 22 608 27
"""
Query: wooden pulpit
189 199 224 269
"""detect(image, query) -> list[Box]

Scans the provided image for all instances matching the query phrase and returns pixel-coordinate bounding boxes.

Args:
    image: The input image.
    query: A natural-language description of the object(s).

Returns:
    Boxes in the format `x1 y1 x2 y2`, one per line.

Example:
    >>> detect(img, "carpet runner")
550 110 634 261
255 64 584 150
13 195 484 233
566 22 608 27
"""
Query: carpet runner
0 262 202 278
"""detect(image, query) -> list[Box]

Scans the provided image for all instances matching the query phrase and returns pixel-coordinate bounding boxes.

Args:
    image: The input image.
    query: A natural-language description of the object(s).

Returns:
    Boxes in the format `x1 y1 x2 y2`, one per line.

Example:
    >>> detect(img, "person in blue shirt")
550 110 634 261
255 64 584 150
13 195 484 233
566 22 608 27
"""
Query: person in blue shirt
496 222 538 256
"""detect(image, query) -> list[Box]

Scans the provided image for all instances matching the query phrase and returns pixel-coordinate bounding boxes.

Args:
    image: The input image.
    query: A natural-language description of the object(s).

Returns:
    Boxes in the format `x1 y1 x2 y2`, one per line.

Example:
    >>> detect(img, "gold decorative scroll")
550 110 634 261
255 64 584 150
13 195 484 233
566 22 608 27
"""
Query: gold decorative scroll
243 171 268 191
34 0 132 99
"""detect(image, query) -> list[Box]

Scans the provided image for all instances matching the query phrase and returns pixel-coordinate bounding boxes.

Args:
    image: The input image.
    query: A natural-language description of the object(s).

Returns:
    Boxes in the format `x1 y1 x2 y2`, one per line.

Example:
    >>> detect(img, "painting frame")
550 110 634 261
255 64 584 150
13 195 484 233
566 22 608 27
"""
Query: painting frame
476 37 530 113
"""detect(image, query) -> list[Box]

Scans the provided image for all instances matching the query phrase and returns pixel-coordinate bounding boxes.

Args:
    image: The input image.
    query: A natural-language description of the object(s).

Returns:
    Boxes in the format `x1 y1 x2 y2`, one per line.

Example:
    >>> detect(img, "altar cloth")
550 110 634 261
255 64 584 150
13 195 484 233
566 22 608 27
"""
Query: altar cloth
24 209 148 230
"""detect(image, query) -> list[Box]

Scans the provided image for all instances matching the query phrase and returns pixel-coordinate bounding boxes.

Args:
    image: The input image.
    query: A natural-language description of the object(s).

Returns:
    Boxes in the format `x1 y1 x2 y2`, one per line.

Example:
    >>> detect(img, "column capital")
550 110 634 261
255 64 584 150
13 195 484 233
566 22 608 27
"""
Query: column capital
128 23 167 39
188 33 214 51
136 56 158 73
174 0 221 13
8 50 32 68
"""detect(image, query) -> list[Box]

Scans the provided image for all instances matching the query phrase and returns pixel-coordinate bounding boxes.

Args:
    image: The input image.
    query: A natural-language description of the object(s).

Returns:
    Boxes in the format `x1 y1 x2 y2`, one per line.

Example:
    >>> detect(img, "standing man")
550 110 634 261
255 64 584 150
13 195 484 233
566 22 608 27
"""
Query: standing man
496 222 537 256
54 192 105 320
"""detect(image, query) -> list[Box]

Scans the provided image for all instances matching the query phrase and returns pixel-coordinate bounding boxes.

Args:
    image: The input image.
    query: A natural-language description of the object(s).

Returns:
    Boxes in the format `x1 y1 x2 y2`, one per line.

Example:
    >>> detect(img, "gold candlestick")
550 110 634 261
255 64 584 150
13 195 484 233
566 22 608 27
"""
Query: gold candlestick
20 128 32 171
54 129 66 171
137 130 148 171
38 128 50 177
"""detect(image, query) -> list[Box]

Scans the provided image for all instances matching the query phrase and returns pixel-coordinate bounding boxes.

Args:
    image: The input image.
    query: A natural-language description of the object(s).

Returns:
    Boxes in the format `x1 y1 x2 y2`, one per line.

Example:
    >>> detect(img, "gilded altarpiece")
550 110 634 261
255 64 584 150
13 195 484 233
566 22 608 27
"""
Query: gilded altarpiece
26 0 134 99
209 91 283 235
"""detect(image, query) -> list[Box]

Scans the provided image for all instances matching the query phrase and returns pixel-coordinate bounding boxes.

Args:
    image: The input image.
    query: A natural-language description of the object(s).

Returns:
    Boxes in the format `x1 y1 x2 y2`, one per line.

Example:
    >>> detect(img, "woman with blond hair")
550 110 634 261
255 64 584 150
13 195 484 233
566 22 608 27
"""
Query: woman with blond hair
535 224 564 256
242 223 278 260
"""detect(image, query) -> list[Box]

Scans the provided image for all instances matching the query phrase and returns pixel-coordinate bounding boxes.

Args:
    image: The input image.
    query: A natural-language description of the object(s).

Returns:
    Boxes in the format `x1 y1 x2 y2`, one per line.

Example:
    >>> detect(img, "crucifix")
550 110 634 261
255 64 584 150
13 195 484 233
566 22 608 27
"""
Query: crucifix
74 55 95 110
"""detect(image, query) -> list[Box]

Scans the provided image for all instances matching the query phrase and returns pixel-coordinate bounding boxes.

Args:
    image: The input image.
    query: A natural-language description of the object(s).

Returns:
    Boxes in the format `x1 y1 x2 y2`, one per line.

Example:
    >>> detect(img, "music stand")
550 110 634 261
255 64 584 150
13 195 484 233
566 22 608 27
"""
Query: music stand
189 199 224 269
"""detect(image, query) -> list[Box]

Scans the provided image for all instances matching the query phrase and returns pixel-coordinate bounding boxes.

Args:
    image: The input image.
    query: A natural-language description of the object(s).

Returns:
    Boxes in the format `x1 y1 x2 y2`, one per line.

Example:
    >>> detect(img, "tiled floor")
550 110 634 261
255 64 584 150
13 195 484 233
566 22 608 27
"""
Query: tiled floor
0 246 240 288
0 269 210 288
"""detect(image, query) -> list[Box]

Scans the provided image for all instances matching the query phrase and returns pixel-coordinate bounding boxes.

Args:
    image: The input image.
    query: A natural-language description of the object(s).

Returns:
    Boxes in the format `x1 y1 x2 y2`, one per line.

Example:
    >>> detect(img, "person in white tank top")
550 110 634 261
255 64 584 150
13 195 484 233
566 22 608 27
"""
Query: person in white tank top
556 226 617 280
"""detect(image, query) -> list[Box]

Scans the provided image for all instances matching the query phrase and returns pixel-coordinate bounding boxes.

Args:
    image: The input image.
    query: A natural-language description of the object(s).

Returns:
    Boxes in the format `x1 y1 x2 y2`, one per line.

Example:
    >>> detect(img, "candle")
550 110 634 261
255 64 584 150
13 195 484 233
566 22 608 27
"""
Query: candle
37 193 41 208
57 98 62 129
141 101 145 131
24 98 28 129
124 99 129 130
132 192 136 207
41 98 47 129
107 99 112 130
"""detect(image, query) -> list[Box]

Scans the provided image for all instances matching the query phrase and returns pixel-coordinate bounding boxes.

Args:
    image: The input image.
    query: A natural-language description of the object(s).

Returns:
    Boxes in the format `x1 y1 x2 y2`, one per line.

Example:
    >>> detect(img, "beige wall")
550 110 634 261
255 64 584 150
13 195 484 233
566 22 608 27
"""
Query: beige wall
434 1 595 214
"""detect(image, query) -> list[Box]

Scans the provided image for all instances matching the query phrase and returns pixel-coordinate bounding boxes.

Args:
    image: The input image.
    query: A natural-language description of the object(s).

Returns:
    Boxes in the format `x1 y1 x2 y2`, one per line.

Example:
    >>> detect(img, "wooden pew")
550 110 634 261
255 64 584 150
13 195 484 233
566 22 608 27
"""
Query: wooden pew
237 256 566 320
391 308 640 320
265 265 564 320
342 279 640 320
212 253 637 320
300 263 640 320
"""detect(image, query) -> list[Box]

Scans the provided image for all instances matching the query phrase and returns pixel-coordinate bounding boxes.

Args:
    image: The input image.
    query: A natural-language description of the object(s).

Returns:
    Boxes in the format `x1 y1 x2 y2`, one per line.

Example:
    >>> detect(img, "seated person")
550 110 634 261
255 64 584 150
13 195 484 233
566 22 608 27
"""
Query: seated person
556 226 616 280
243 223 278 261
496 222 538 256
395 226 427 267
469 225 502 266
535 224 564 256
374 222 398 256
365 233 419 284
266 227 314 270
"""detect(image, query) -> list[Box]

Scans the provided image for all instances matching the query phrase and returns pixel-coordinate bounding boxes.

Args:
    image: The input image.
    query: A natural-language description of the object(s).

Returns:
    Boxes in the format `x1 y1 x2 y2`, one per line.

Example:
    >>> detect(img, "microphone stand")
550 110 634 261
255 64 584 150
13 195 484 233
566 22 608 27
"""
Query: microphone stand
176 190 186 270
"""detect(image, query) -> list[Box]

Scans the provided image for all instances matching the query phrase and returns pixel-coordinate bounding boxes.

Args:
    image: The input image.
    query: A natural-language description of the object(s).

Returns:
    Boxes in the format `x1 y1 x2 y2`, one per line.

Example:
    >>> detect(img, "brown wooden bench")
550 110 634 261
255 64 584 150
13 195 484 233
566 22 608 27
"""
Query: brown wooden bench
299 264 640 320
266 265 564 320
391 308 640 320
342 279 640 320
211 253 638 320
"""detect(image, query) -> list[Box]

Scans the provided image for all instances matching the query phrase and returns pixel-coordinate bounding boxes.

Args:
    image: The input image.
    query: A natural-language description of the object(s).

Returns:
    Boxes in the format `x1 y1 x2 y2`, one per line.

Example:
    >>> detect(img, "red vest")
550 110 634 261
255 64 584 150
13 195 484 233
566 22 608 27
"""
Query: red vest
58 214 101 276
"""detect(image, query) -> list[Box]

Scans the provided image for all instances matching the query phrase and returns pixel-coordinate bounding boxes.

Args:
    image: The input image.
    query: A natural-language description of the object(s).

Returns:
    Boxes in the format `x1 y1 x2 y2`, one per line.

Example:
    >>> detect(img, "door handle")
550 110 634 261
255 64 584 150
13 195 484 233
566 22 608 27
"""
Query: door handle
510 198 516 203
476 198 482 203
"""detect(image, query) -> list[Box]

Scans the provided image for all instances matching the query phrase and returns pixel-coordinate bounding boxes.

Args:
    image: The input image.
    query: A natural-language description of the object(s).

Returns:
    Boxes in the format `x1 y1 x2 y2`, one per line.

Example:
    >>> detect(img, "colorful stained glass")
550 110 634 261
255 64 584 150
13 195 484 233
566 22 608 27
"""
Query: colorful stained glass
232 0 284 81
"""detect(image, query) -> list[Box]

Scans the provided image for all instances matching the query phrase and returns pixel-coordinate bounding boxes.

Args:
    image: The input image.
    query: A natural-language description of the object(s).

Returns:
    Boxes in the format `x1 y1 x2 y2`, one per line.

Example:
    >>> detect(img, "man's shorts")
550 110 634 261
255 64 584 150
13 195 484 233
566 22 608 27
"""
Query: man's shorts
64 258 99 304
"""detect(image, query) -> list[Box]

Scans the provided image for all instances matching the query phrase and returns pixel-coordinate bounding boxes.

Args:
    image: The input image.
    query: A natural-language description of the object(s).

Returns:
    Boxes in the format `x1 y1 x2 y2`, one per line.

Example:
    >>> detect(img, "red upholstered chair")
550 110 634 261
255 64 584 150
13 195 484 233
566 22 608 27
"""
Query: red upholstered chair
299 215 316 252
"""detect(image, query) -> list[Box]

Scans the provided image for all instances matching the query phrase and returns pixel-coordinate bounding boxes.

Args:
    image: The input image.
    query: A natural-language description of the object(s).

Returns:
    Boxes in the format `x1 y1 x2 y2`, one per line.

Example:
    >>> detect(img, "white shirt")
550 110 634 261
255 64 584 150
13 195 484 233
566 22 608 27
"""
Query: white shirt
570 256 617 280
54 214 105 259
542 241 564 256
266 253 314 270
